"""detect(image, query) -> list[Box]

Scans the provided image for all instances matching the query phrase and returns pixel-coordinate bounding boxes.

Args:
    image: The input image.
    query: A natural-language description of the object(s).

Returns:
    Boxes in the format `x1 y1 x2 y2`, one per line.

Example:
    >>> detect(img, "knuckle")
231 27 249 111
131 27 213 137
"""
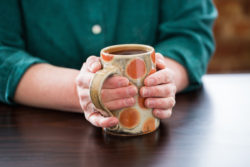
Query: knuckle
154 86 161 95
92 118 101 127
163 71 170 83
169 97 176 107
79 94 85 101
163 85 171 97
99 121 105 127
155 75 161 82
89 117 98 127
127 97 135 106
168 69 175 82
83 112 89 120
87 75 93 87
75 75 82 86
162 69 174 83
164 109 172 118
82 63 87 70
87 55 96 62
85 101 94 112
81 102 88 111
154 109 164 119
121 99 128 107
87 111 102 127
158 99 165 107
121 98 133 107
172 84 177 94
156 109 172 119
79 101 85 111
156 52 162 57
80 91 90 101
80 63 87 71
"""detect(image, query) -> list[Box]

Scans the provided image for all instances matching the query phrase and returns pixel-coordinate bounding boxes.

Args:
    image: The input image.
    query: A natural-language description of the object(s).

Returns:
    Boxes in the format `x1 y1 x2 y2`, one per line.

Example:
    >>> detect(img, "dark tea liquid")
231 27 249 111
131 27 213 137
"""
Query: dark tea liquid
111 49 147 55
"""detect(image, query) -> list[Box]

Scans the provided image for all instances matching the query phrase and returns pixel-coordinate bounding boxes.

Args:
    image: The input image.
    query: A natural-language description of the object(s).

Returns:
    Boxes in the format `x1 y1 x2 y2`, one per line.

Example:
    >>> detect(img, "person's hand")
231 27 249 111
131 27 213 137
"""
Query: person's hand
75 56 137 128
140 53 176 119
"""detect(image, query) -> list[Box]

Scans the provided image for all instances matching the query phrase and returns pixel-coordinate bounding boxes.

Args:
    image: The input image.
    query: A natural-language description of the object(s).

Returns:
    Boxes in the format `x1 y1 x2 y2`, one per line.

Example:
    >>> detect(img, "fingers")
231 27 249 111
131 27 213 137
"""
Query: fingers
101 85 137 102
75 70 94 88
76 56 122 128
103 76 129 89
86 56 102 73
79 86 137 111
76 55 101 88
80 99 118 128
104 97 136 110
88 112 119 128
144 68 175 86
140 84 176 98
141 53 176 120
153 109 172 119
156 53 167 70
77 88 91 110
145 97 175 109
80 94 135 127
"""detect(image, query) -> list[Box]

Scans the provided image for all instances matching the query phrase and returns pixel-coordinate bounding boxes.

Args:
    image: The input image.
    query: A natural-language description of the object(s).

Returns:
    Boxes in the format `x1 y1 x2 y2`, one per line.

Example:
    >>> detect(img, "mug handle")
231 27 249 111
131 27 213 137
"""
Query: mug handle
89 65 119 117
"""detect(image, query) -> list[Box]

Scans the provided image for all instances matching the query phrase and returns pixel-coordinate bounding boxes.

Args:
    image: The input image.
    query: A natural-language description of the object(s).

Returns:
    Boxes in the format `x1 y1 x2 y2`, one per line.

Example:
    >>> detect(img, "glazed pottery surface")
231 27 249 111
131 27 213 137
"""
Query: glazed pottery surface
90 44 159 136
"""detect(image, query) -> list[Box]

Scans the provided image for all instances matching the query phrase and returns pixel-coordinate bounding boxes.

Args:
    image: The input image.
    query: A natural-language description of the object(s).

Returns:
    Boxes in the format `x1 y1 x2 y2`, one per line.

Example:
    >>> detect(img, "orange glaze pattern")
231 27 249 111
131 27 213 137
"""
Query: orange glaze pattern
151 51 155 64
126 58 146 79
101 53 114 61
138 96 146 109
92 44 160 136
148 68 156 75
119 108 140 129
142 117 156 133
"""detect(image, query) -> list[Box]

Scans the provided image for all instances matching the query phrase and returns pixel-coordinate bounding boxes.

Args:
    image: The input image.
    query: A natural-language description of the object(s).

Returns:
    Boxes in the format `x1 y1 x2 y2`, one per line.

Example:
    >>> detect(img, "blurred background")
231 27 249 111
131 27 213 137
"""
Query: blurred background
208 0 250 73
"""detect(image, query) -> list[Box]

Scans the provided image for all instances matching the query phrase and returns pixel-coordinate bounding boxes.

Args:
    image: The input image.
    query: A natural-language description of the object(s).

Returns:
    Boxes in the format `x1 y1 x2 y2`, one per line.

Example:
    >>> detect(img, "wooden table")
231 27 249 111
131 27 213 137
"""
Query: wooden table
0 74 250 167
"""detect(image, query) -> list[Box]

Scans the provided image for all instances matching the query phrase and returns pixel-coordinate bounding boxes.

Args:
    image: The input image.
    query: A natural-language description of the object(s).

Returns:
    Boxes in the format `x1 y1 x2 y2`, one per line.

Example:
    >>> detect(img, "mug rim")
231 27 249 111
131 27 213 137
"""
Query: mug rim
101 44 154 58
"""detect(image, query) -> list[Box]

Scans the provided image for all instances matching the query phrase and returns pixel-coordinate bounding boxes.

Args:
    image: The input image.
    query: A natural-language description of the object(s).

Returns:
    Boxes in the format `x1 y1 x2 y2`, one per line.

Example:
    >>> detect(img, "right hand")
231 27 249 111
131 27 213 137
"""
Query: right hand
75 56 138 128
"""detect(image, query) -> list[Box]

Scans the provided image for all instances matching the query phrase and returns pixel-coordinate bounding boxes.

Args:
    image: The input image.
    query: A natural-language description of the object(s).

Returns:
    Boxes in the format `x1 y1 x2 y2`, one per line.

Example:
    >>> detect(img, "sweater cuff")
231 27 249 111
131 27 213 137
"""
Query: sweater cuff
5 51 47 104
154 40 203 93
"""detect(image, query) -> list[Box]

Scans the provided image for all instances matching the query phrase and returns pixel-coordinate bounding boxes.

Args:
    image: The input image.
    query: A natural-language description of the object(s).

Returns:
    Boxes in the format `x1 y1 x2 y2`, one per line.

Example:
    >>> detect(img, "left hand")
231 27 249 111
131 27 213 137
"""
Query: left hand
140 53 176 119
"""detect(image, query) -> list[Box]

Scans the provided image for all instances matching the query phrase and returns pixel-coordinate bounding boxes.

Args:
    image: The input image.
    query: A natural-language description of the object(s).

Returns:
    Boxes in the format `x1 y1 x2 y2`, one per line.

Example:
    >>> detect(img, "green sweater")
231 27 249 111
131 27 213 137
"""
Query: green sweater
0 0 217 104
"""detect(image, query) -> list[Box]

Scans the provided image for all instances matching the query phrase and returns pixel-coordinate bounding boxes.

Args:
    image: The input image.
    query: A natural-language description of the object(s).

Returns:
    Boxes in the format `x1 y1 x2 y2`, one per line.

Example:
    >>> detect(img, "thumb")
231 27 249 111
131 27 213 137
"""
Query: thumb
86 55 102 73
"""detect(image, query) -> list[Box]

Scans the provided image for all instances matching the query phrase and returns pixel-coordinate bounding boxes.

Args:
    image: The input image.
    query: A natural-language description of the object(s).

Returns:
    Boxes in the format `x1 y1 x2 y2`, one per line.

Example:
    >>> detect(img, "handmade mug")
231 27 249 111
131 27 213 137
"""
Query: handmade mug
90 44 160 136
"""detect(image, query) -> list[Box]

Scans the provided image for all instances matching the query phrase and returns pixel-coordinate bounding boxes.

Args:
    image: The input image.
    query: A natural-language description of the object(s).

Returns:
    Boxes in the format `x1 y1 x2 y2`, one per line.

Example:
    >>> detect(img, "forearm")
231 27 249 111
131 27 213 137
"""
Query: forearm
13 57 187 113
14 63 82 112
163 57 189 92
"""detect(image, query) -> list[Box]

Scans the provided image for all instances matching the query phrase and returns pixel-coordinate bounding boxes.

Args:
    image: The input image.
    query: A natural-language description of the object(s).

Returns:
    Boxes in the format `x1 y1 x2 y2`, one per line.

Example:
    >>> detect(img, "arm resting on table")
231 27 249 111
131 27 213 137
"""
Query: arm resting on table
14 64 82 112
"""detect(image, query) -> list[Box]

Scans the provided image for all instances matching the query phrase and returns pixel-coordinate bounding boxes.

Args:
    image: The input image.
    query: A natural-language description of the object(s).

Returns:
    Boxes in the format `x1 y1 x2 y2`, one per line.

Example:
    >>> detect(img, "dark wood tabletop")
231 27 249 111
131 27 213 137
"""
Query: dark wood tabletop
0 74 250 167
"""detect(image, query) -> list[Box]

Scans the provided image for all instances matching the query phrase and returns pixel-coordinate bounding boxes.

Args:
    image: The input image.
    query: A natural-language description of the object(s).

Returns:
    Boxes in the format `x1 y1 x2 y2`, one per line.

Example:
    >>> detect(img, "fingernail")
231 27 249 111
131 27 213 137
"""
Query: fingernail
128 86 137 95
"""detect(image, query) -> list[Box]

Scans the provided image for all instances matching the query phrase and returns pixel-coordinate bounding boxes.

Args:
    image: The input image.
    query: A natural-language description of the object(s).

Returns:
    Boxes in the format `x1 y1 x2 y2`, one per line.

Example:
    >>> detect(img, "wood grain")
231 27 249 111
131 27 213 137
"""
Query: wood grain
0 74 250 167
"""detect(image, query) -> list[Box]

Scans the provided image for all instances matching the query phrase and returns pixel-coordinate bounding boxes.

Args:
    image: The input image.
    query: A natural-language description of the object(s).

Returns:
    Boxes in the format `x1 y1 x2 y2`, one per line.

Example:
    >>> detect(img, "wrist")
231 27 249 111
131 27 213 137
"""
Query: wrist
163 57 189 92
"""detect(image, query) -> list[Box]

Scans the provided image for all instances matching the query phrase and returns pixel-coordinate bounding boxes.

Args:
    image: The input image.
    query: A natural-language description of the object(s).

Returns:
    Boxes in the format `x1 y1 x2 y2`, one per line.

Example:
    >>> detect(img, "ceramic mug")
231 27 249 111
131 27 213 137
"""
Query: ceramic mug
90 44 160 136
